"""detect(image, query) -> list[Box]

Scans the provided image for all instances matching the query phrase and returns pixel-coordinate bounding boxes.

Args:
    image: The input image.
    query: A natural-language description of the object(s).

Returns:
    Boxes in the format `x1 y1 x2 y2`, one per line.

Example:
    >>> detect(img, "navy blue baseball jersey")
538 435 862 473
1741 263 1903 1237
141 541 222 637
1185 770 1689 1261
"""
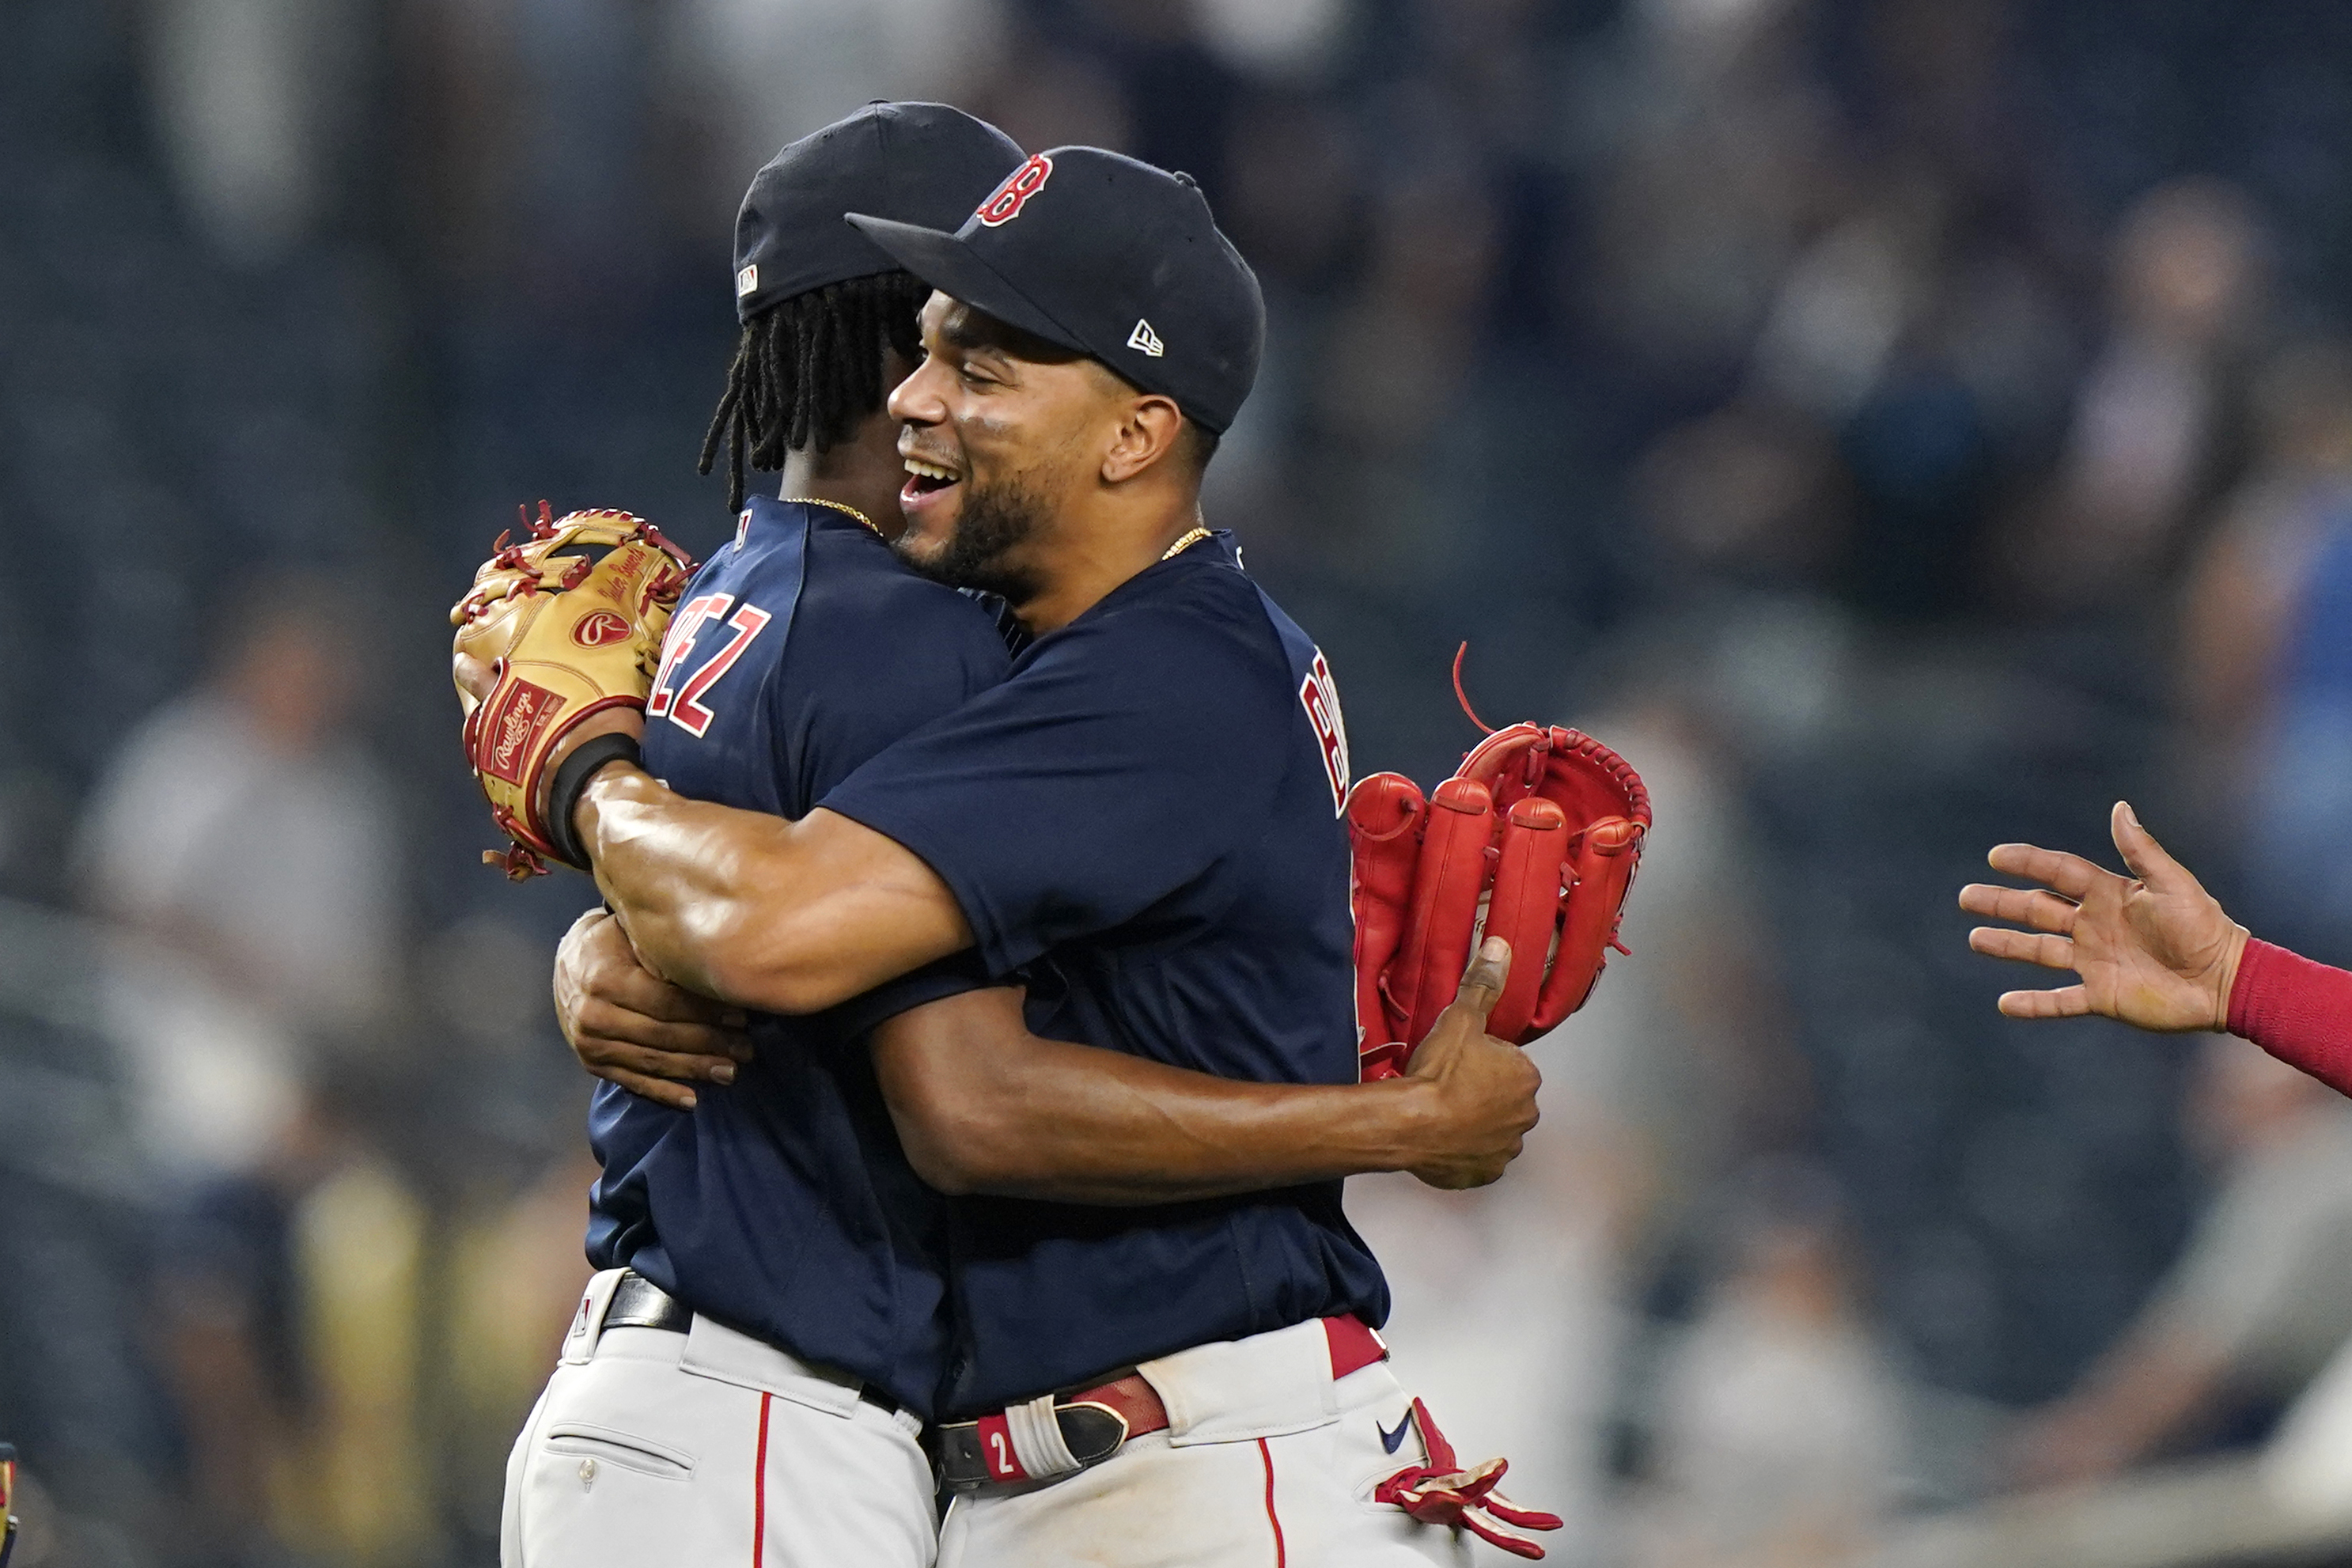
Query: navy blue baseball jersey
823 532 1388 1412
584 495 1011 1418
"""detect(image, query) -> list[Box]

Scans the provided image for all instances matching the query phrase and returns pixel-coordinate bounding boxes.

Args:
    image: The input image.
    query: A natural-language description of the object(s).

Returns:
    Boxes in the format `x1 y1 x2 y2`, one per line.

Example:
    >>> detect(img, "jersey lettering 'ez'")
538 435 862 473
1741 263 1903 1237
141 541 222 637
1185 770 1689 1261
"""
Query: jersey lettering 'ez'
1299 650 1350 815
647 593 774 738
646 593 724 721
669 602 772 738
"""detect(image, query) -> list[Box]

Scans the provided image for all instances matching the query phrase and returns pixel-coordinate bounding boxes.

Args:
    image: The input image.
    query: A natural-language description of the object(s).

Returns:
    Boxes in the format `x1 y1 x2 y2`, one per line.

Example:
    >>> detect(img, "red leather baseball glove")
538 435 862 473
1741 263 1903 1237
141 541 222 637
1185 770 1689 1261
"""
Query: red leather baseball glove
1348 668 1650 1080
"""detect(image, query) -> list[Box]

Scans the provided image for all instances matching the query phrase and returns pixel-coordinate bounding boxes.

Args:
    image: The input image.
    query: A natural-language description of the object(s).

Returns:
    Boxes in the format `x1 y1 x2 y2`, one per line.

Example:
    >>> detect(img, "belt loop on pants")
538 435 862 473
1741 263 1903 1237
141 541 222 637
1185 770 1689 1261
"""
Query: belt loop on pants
934 1315 1388 1490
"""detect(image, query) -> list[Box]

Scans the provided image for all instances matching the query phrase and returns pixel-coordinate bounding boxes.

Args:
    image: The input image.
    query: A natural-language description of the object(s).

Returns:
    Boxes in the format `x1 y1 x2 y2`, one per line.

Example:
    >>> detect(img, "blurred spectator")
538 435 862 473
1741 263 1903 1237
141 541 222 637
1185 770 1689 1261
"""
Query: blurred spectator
1632 401 1852 590
72 588 400 1176
1315 160 1501 459
1628 1168 1908 1567
1191 0 1349 80
1555 676 1813 1254
77 587 398 1039
1740 160 2077 619
154 1091 436 1568
141 0 369 263
2024 178 2268 603
960 35 1132 166
662 0 1007 214
2003 1036 2352 1490
2179 341 2352 953
1584 0 1848 386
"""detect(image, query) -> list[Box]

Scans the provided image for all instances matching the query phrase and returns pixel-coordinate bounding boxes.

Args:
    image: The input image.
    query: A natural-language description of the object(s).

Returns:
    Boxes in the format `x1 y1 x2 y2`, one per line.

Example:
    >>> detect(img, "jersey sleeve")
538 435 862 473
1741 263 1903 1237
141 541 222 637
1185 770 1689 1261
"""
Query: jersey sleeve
819 605 1291 975
2229 939 2352 1097
813 951 1000 1044
773 561 1015 1033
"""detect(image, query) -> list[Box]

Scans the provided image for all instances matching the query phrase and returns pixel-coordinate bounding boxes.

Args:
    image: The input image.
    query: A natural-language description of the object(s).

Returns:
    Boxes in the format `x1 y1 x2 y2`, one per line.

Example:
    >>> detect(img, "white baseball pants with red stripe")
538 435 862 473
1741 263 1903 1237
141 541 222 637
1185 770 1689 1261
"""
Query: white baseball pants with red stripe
938 1318 1476 1568
502 1270 936 1568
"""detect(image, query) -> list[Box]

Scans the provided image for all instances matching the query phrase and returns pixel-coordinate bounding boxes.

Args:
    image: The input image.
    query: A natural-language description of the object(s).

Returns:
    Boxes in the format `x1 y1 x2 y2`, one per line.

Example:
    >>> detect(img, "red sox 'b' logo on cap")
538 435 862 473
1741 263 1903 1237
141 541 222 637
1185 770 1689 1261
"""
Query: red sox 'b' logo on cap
977 153 1054 227
573 610 633 647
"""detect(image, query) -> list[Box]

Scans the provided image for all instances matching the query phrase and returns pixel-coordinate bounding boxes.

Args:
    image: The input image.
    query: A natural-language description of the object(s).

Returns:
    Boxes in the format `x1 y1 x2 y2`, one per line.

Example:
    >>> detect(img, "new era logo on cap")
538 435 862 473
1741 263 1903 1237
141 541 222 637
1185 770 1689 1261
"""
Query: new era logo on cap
1127 318 1165 358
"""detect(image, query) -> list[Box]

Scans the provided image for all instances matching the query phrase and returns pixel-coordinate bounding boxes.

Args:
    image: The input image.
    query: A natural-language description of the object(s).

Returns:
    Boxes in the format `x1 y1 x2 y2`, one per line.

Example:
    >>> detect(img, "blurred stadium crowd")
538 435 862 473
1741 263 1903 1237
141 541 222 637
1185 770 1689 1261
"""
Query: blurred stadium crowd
12 0 2352 1564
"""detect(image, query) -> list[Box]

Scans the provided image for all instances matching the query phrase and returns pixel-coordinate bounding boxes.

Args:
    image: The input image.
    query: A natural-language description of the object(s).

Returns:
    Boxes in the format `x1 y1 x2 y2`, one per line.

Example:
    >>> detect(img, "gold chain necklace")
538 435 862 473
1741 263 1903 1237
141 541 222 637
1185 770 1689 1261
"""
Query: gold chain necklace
785 496 883 537
1161 525 1213 561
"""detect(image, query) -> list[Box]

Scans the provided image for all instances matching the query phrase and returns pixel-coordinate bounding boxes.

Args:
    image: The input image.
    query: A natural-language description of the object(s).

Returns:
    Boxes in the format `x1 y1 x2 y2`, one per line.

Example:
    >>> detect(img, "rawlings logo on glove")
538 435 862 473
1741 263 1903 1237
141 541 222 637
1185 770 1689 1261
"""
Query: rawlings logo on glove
1349 651 1650 1079
452 503 694 879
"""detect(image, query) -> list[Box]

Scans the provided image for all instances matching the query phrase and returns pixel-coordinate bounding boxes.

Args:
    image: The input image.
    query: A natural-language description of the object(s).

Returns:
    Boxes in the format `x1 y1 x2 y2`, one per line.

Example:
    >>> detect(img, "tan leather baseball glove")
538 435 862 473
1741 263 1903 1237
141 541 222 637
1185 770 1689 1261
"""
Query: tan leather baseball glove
452 503 694 879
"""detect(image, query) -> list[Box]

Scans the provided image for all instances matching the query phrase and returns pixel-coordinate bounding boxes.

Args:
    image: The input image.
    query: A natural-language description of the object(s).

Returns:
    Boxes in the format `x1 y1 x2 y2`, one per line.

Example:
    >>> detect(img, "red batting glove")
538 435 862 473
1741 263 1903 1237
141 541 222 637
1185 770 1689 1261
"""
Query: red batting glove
1373 1398 1565 1560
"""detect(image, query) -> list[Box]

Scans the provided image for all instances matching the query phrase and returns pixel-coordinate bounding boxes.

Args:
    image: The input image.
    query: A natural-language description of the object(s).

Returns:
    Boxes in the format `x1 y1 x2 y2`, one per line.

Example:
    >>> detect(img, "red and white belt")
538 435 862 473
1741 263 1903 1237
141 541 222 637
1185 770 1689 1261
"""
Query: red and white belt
934 1315 1388 1490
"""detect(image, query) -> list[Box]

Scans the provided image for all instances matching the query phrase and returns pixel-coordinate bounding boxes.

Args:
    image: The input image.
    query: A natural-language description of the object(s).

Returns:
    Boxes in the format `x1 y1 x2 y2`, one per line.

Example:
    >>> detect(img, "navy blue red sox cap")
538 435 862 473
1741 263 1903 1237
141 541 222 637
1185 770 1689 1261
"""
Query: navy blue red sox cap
731 102 1023 321
846 146 1265 434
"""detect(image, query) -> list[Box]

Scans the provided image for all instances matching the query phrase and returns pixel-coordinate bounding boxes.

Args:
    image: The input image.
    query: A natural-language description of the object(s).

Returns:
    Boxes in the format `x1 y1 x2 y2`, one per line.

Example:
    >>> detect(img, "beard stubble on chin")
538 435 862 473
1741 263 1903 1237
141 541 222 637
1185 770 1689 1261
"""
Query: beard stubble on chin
895 469 1052 603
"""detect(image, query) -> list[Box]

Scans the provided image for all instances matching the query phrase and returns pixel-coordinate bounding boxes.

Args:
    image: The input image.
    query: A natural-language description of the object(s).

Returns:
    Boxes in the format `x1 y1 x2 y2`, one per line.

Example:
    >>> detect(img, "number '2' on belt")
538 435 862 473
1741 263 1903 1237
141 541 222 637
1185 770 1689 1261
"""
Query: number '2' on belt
935 1315 1388 1490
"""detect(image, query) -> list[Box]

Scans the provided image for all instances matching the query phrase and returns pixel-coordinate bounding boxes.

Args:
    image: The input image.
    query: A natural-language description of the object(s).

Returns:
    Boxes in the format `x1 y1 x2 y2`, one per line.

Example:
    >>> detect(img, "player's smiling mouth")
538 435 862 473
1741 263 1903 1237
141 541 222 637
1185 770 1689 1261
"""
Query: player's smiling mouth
901 453 962 509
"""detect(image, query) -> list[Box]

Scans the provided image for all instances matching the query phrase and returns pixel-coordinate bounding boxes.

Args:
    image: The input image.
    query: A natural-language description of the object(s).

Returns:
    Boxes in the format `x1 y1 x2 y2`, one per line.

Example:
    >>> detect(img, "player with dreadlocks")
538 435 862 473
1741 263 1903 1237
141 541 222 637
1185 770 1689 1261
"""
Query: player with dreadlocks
498 104 1543 1568
699 267 929 514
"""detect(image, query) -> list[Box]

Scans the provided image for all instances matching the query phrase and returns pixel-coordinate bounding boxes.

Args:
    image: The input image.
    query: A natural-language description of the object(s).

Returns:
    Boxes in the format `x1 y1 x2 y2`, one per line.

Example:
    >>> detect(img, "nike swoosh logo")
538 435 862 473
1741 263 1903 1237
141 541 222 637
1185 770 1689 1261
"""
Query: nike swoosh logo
1379 1413 1413 1454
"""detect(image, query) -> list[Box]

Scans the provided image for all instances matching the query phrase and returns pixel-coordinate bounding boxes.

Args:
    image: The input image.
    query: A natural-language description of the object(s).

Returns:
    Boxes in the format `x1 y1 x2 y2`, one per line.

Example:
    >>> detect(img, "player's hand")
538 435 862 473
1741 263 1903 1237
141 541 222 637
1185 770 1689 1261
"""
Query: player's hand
1960 801 2250 1033
555 907 751 1111
1403 937 1542 1189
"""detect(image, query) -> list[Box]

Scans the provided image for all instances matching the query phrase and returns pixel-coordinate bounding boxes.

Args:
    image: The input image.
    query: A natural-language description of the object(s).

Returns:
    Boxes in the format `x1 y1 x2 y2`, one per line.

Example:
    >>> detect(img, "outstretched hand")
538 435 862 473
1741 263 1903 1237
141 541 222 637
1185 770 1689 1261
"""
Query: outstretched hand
1959 801 2248 1033
1403 937 1543 1189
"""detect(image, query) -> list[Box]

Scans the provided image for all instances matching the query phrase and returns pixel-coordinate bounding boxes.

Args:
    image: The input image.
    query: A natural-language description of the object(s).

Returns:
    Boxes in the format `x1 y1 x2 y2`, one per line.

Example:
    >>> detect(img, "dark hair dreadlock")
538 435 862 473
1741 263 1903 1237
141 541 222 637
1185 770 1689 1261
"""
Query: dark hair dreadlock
699 270 934 510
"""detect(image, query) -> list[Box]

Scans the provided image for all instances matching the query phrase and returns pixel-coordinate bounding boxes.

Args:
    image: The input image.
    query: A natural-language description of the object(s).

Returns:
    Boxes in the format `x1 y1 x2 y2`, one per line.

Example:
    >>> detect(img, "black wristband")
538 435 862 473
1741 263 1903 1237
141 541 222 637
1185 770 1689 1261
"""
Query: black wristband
546 732 642 872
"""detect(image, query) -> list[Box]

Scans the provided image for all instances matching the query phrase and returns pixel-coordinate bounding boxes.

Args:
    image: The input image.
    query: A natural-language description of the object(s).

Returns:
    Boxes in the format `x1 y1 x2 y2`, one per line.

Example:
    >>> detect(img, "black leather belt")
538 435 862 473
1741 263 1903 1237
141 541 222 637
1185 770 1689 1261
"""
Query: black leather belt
604 1270 697 1333
601 1271 902 1417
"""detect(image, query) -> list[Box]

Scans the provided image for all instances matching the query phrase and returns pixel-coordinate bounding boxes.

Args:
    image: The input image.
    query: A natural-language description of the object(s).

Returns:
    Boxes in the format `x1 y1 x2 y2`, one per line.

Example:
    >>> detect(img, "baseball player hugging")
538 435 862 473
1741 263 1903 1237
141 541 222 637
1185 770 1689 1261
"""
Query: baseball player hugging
452 110 1634 1567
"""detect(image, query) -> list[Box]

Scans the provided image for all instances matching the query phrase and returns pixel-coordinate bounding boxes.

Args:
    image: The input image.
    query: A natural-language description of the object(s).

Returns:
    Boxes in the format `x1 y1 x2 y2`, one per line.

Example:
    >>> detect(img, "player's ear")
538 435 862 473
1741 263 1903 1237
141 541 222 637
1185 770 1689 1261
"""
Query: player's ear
1100 393 1185 485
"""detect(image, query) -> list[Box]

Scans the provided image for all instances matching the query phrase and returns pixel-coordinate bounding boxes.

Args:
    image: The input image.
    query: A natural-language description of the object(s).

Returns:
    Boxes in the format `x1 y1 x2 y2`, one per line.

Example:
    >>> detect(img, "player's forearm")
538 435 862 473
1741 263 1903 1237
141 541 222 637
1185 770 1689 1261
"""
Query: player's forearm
577 766 801 1002
580 769 953 1014
911 1058 1431 1204
875 1006 1434 1203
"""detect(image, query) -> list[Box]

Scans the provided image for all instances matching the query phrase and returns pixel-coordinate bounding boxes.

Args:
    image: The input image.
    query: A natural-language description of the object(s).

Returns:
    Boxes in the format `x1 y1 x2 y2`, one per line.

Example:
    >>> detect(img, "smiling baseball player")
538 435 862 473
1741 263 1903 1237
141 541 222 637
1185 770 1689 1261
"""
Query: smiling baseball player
460 117 1547 1568
505 148 1565 1564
